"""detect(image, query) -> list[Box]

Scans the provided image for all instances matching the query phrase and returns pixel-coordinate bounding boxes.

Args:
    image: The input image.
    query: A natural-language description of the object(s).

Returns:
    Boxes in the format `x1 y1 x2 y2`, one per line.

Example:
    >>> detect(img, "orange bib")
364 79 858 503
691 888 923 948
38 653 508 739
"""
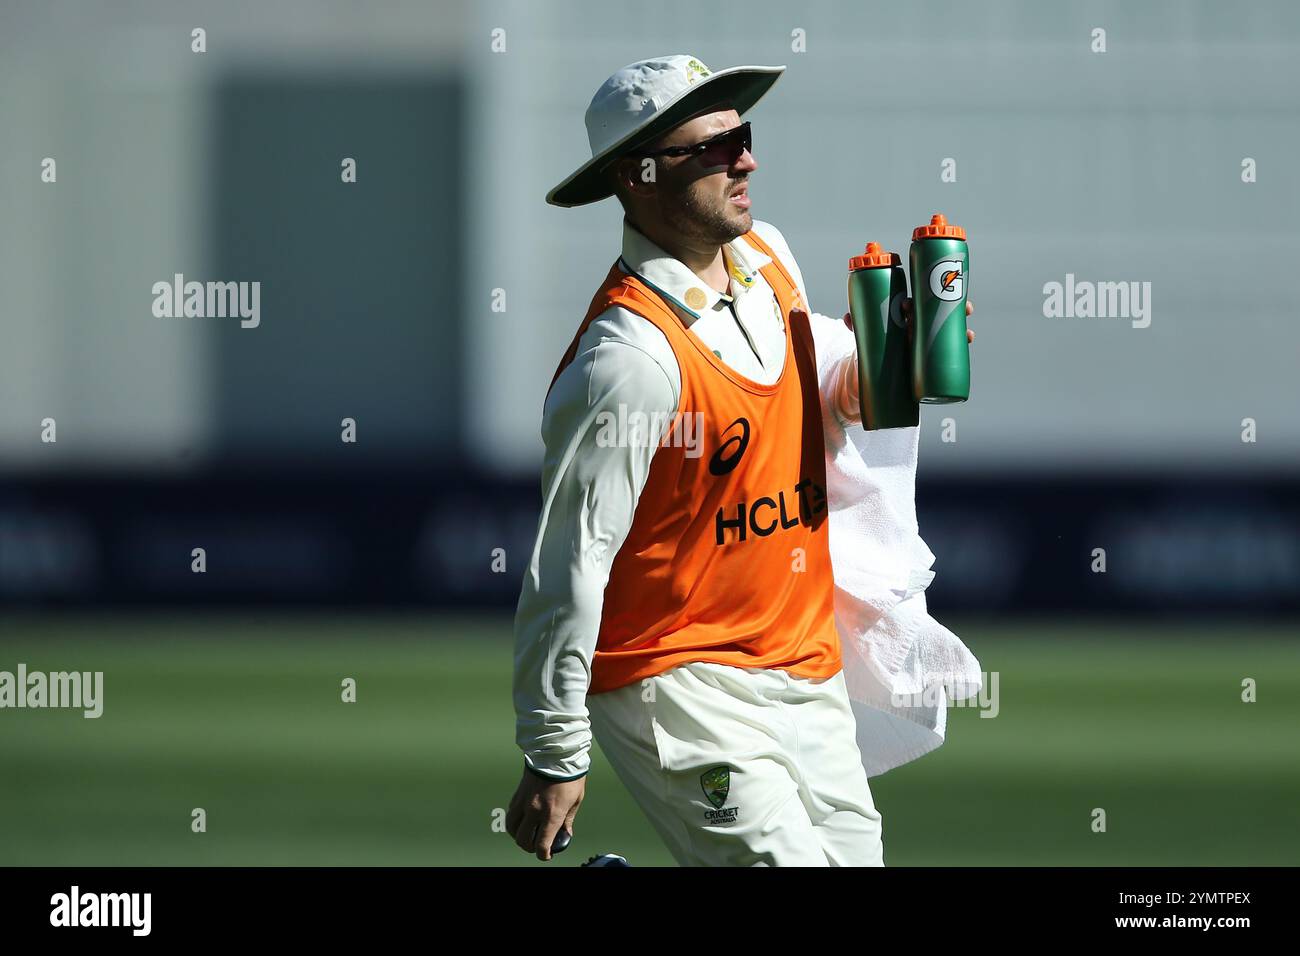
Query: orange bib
549 229 841 695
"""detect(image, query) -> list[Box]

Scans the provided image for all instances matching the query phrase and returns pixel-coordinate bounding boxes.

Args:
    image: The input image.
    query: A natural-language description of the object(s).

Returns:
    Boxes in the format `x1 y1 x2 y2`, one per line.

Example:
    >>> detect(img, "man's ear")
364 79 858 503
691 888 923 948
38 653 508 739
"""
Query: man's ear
612 155 657 199
606 157 629 194
605 157 631 204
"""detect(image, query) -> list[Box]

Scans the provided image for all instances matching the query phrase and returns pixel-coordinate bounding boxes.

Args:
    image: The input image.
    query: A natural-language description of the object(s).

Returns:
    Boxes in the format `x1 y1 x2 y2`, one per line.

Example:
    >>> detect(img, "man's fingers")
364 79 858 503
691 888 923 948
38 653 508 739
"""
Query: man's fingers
513 807 540 853
967 329 975 343
534 814 564 862
504 800 524 839
563 798 581 832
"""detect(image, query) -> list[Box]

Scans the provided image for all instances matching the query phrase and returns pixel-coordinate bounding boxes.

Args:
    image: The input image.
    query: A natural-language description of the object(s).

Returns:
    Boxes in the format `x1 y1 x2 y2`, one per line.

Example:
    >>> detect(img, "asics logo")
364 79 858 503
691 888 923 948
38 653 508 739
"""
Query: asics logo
708 417 750 476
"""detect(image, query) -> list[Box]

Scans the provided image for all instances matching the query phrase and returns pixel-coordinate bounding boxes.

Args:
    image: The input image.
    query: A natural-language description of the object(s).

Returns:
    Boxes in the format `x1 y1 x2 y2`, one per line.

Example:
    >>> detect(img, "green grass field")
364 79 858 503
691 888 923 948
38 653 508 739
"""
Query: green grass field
1 613 1297 866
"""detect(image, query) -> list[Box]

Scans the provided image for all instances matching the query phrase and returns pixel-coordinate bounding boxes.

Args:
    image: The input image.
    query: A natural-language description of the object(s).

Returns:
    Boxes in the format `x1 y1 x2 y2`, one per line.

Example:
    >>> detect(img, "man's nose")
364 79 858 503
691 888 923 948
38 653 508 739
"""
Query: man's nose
735 148 757 173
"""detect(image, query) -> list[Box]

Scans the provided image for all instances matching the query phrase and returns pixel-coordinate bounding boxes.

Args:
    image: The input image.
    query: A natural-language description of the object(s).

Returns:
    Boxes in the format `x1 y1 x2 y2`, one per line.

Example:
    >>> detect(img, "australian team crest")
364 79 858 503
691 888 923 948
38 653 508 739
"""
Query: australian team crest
700 766 730 808
685 58 711 84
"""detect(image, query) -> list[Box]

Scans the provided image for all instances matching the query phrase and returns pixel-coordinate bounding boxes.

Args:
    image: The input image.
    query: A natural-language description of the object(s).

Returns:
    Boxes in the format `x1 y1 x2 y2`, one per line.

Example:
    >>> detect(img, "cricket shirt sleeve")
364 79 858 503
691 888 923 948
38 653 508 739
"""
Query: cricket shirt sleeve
512 310 680 780
749 220 861 428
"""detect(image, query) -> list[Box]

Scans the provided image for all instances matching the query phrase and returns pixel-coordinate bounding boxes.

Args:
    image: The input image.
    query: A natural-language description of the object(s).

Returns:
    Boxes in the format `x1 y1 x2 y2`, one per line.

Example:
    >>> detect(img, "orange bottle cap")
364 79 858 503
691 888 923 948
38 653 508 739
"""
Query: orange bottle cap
912 213 966 241
849 241 900 270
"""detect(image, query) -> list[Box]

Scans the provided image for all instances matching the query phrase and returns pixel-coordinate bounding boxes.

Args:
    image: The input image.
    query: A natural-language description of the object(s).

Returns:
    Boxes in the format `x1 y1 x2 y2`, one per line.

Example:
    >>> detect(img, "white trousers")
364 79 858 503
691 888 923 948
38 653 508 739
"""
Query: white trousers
587 661 884 867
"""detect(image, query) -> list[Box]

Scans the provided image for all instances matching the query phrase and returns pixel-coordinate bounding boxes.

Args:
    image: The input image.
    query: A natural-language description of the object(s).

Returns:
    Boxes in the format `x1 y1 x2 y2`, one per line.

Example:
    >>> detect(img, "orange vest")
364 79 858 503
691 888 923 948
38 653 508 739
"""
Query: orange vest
548 229 841 695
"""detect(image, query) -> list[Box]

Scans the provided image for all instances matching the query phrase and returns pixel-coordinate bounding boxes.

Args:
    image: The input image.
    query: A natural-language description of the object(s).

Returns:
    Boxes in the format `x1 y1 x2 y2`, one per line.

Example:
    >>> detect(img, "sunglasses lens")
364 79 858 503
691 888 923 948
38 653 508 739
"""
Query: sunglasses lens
700 124 750 166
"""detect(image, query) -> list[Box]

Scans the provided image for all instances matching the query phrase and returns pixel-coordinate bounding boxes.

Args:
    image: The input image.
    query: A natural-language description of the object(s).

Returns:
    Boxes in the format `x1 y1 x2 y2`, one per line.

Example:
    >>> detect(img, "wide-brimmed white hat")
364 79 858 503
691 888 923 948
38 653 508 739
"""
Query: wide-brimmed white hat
546 54 785 208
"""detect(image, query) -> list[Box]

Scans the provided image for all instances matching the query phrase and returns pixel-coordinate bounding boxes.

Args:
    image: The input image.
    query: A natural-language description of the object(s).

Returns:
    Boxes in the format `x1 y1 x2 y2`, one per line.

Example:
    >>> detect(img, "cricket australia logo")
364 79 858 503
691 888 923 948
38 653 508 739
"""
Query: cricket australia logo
700 766 739 823
685 58 711 83
701 766 729 807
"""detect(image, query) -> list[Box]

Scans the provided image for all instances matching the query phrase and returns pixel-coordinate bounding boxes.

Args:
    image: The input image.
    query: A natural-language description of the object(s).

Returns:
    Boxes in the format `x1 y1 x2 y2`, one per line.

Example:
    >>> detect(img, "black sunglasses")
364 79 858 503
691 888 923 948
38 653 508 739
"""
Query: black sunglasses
629 121 752 166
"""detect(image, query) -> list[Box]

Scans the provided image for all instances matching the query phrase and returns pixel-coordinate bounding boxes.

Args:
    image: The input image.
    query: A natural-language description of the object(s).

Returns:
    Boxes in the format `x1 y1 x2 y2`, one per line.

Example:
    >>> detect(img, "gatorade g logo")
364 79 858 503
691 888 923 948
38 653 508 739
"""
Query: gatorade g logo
929 259 965 301
709 417 750 475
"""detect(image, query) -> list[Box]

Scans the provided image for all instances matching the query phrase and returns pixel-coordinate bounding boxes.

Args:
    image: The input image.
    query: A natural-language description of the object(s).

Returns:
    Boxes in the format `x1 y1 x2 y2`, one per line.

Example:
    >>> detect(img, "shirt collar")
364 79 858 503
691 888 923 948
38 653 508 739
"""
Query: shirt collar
618 216 773 321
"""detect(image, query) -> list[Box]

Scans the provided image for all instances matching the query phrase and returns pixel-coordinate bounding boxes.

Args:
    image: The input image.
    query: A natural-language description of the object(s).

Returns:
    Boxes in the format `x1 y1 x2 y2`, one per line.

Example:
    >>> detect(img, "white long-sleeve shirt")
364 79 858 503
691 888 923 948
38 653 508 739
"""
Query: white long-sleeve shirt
513 217 863 779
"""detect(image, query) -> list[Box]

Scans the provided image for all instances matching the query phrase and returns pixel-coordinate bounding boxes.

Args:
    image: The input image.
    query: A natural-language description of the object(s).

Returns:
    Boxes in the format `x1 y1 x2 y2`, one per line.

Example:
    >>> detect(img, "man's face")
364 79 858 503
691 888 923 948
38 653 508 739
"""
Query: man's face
636 107 757 245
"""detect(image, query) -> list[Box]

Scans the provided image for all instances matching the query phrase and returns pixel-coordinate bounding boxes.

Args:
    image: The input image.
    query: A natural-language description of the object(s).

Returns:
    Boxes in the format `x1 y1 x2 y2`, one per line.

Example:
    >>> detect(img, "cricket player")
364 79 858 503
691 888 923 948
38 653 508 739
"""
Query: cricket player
506 54 976 866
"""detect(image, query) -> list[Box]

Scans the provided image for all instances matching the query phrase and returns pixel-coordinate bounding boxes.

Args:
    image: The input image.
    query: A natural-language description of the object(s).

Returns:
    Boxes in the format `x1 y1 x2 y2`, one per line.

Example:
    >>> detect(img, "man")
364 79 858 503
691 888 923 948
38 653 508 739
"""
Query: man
506 54 976 866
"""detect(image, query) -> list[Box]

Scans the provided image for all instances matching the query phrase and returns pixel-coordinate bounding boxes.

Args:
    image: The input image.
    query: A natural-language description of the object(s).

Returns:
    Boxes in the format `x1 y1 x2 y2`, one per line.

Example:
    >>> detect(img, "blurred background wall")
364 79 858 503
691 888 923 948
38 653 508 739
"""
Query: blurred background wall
0 0 1297 612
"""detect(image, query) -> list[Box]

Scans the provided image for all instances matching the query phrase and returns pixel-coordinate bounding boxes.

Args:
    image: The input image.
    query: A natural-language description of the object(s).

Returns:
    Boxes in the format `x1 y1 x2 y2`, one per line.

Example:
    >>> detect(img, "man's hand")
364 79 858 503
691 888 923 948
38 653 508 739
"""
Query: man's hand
842 298 976 343
505 766 587 861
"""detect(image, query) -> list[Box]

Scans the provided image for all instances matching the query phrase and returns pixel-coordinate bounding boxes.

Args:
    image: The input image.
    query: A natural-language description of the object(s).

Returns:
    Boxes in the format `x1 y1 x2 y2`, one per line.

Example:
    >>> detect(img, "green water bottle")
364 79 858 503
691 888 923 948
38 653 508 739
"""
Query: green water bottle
909 213 970 403
847 242 917 430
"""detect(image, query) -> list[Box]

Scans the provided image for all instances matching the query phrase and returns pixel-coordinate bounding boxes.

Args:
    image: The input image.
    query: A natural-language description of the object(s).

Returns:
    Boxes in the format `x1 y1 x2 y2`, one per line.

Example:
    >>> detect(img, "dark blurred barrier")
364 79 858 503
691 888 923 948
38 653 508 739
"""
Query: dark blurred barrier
916 477 1300 614
0 472 1296 613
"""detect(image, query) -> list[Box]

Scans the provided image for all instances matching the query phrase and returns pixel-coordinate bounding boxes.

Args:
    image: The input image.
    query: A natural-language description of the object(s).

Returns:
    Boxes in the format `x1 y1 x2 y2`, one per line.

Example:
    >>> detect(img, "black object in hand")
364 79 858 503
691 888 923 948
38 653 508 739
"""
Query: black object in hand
550 827 572 854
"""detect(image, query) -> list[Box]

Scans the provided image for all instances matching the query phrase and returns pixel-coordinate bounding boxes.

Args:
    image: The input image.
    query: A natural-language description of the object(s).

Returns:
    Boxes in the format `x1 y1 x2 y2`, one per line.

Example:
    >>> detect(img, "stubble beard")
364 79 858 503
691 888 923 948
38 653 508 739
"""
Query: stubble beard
661 177 751 247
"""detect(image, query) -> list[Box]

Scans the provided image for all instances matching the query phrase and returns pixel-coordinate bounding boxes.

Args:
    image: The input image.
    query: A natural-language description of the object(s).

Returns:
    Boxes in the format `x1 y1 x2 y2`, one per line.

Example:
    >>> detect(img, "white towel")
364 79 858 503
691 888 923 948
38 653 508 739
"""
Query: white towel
820 384 984 778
